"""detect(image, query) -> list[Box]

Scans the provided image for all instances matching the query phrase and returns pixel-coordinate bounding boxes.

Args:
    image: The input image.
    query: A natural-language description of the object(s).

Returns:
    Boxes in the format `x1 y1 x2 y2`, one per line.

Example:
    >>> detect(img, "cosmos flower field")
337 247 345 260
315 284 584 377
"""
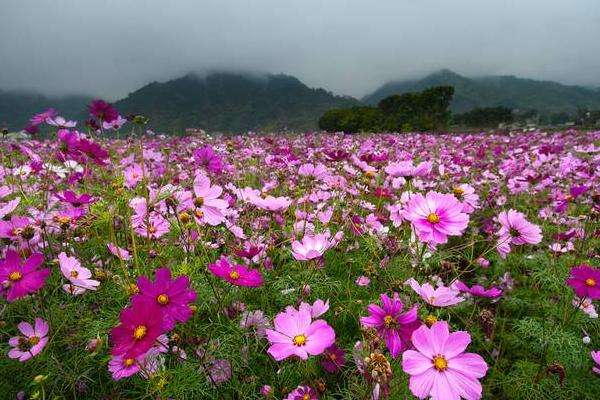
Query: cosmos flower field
1 107 600 399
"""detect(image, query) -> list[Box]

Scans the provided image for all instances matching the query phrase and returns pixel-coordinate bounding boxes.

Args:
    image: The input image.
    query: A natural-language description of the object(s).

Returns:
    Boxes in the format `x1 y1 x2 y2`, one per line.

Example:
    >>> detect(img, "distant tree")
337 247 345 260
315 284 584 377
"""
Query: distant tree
453 106 513 128
318 86 454 133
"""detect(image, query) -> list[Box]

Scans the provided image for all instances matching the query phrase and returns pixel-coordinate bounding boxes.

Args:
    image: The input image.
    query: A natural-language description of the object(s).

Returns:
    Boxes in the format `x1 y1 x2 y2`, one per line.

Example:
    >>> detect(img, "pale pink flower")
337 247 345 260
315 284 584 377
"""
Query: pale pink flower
404 191 469 245
8 318 49 362
58 252 100 294
406 278 464 307
402 321 488 399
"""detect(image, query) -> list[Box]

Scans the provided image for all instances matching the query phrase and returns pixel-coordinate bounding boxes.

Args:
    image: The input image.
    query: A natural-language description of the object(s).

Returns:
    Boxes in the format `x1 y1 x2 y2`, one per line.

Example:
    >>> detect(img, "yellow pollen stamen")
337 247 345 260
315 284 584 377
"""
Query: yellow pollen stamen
433 355 448 371
148 225 157 234
383 315 395 328
229 271 240 280
195 209 204 219
303 395 310 400
194 197 204 207
426 213 440 224
293 334 307 346
124 358 135 367
424 315 438 327
8 271 22 281
585 278 596 287
28 336 40 345
453 187 464 197
133 325 147 340
70 270 79 278
157 294 169 305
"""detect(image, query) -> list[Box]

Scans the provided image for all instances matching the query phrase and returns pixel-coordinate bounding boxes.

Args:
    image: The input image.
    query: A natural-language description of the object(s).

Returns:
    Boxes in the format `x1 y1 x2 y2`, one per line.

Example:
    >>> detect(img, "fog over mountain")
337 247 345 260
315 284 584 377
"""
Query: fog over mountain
1 0 599 99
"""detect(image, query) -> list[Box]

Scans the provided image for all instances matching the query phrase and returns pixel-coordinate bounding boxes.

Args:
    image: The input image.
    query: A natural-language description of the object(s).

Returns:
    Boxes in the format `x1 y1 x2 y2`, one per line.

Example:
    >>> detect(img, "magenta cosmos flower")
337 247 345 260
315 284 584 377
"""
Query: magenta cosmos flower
452 281 502 299
404 191 469 245
8 318 49 362
402 321 488 400
132 267 197 329
591 351 600 375
406 278 464 307
566 265 600 300
0 250 49 302
360 293 421 358
208 256 263 287
320 344 346 373
110 300 169 358
88 99 119 122
285 385 319 400
496 209 542 258
266 308 335 361
193 145 223 174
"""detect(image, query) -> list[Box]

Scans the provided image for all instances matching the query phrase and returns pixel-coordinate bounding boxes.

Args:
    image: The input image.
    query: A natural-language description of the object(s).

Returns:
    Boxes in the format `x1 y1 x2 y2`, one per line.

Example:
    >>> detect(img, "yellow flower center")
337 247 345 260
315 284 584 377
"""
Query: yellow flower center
303 395 310 400
28 336 40 345
433 355 448 371
157 294 170 305
8 271 22 281
585 278 596 287
229 271 240 280
426 213 440 224
70 270 79 278
57 216 71 225
293 334 307 346
123 358 135 367
194 197 204 207
195 209 204 219
127 283 139 295
133 325 147 340
383 315 396 328
453 187 464 197
12 228 23 236
148 225 157 234
424 315 438 327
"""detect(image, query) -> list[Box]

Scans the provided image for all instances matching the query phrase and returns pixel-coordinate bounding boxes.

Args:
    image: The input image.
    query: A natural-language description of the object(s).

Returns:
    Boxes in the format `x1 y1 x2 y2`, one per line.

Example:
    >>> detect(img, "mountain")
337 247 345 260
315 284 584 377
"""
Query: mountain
114 72 360 133
362 69 600 114
0 91 92 131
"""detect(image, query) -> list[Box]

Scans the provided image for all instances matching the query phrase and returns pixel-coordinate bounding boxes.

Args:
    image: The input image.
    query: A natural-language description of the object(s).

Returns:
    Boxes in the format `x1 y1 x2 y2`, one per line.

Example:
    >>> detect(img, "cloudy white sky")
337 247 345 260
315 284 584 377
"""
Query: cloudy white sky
1 0 599 99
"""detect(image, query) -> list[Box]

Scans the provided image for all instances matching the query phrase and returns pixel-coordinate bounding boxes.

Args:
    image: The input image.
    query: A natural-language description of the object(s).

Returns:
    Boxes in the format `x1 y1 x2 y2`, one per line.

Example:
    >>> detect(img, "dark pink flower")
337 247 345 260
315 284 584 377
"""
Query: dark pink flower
360 293 420 358
132 268 197 329
320 344 346 373
0 251 49 302
566 265 600 300
208 256 263 287
88 99 119 123
194 145 223 174
110 300 168 358
452 281 503 299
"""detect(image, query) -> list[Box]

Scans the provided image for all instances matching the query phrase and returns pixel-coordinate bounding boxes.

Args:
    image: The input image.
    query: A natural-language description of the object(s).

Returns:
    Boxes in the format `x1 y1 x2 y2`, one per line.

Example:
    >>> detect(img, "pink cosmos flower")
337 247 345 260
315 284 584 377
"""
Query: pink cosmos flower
107 243 132 261
0 198 20 219
58 252 100 295
452 281 502 299
285 385 319 400
208 256 263 287
385 160 432 178
360 293 420 358
402 321 488 400
496 210 542 258
248 194 292 212
240 310 270 338
356 275 371 287
266 307 335 361
452 184 480 214
88 99 119 122
108 337 168 381
190 174 229 226
320 344 346 373
124 163 144 188
404 191 469 245
0 250 49 302
193 145 223 174
110 300 169 359
8 318 49 362
132 267 197 329
566 265 600 300
291 232 336 261
55 190 93 207
102 115 127 130
406 278 465 307
591 351 600 375
46 115 77 128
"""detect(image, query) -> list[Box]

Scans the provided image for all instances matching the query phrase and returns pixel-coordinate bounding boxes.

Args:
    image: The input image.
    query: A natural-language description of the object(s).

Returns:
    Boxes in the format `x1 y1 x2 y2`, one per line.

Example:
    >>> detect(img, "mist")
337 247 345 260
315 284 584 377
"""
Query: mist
1 0 599 100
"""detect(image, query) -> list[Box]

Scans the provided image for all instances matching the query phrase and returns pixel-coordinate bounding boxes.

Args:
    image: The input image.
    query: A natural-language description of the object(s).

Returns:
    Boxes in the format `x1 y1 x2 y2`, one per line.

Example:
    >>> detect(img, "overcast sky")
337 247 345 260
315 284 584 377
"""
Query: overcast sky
1 0 599 100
